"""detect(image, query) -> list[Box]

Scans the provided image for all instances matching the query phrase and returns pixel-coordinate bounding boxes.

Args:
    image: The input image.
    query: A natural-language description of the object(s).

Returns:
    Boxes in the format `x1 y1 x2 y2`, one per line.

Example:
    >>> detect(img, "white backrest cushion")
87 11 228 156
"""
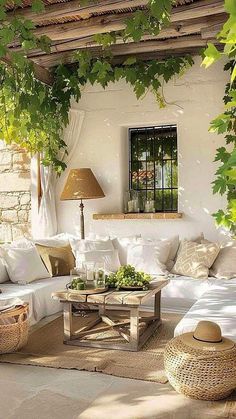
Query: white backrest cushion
210 241 236 279
137 235 179 271
34 234 69 247
112 236 141 265
127 241 171 275
76 249 120 273
0 245 51 284
0 258 9 283
70 238 114 262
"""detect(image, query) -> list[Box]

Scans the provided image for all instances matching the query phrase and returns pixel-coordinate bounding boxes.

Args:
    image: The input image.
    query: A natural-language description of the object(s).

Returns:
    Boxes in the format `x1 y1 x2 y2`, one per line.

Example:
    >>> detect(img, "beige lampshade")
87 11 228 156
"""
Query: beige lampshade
60 168 105 201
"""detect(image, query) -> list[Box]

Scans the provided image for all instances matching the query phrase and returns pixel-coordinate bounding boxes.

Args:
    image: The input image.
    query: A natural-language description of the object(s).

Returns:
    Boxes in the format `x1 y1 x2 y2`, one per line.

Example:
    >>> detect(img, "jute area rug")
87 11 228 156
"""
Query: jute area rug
0 312 182 384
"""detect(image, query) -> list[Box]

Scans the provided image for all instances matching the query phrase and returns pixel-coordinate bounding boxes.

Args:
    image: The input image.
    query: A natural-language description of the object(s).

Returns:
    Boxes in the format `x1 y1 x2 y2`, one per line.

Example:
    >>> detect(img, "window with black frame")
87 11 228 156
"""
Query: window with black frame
129 125 178 212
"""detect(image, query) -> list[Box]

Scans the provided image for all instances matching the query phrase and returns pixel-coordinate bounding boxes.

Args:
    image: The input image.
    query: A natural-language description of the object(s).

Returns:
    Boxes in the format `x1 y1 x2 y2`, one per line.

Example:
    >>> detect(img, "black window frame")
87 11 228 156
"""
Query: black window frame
129 125 178 213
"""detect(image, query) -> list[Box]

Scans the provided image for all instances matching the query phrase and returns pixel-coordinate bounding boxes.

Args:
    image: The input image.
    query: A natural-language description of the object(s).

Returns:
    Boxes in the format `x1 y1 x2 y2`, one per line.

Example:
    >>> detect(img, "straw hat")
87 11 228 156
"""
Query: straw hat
179 321 235 351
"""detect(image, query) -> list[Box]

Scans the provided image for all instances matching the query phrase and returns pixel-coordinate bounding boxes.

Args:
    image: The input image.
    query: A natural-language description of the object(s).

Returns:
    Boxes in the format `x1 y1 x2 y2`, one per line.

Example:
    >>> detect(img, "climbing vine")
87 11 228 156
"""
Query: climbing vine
202 0 236 235
0 0 234 233
0 0 193 173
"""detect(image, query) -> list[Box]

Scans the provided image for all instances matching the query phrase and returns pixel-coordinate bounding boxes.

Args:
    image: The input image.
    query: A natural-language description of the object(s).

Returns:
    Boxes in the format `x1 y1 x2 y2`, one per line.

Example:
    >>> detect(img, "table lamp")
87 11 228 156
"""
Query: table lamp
60 168 105 239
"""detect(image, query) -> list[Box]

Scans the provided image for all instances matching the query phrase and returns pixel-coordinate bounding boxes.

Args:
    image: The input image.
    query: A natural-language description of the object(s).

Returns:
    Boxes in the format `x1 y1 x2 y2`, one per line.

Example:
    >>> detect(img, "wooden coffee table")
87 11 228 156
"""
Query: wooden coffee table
52 279 169 352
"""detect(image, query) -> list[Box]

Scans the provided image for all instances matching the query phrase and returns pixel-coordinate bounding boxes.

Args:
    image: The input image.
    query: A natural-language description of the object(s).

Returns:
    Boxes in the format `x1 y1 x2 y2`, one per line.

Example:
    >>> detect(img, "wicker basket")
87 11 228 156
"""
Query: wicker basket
164 335 236 400
0 304 29 354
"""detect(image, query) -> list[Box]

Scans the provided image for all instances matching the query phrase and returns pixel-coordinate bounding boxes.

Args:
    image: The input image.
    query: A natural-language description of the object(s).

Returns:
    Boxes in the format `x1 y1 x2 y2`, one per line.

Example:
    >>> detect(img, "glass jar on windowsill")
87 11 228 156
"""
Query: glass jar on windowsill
144 200 155 213
124 190 141 213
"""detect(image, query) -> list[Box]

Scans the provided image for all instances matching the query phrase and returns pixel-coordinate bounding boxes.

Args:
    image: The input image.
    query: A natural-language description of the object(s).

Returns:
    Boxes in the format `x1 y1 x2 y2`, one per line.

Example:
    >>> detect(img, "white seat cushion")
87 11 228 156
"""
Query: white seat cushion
0 276 71 325
142 275 231 313
174 280 236 342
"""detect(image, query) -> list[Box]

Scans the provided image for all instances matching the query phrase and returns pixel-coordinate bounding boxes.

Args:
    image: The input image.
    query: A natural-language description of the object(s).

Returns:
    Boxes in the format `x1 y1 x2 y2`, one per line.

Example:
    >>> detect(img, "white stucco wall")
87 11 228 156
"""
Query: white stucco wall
56 56 229 242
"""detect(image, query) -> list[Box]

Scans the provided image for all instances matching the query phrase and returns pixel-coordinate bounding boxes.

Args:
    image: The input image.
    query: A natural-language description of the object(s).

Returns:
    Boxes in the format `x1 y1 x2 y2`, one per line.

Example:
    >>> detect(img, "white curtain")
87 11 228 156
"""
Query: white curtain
38 165 57 238
35 109 85 238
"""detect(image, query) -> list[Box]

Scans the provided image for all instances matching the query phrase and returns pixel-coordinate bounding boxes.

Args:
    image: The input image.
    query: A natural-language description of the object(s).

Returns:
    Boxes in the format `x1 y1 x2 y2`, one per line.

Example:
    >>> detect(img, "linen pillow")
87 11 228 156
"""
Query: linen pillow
34 233 73 247
36 244 75 277
136 236 179 272
112 235 141 265
171 240 220 279
70 238 114 256
0 245 50 284
0 258 9 283
127 241 171 276
77 249 120 273
210 241 236 279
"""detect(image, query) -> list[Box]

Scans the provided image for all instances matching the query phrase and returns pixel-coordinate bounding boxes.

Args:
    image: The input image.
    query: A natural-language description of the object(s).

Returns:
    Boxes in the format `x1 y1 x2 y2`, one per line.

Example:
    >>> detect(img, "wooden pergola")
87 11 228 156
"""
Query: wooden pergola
6 0 227 84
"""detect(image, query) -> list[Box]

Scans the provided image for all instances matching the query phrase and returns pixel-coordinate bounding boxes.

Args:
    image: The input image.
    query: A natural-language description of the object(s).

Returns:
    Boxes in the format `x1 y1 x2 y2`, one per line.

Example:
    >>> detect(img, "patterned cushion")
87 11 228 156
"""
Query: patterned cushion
171 240 220 279
36 244 75 277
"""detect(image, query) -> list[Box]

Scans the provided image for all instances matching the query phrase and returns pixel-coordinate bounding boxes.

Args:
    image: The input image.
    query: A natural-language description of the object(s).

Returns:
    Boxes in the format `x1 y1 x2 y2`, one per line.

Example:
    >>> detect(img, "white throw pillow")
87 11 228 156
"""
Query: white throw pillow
137 235 179 271
210 241 236 279
0 258 9 283
70 238 114 265
112 235 141 265
9 238 35 249
0 245 51 284
34 233 78 247
127 241 171 276
76 249 120 273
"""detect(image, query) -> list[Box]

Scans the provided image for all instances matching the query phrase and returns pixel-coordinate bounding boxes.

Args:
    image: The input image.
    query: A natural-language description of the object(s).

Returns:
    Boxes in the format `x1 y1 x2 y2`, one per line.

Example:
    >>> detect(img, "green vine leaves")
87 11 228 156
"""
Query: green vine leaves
0 0 234 234
0 0 193 174
202 0 236 236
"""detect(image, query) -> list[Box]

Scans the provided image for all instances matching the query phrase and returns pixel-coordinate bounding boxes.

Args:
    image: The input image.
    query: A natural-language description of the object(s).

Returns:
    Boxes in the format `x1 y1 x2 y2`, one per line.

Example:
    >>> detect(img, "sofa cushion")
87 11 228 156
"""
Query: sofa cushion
174 280 236 341
36 244 75 276
112 236 140 265
142 275 217 313
77 249 120 272
0 258 9 284
0 276 71 325
210 241 236 279
172 240 220 279
127 241 171 275
136 236 179 272
0 245 50 284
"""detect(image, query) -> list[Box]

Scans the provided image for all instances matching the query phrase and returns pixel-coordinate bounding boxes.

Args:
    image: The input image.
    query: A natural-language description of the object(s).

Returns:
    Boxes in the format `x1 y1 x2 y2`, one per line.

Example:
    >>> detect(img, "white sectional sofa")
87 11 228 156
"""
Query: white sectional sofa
0 234 235 343
174 280 236 341
0 276 70 325
1 274 236 343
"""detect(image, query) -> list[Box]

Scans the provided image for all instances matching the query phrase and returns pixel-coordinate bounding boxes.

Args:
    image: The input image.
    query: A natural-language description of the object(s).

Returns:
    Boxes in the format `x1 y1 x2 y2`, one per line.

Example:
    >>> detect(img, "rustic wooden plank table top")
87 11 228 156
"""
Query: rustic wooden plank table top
52 278 169 306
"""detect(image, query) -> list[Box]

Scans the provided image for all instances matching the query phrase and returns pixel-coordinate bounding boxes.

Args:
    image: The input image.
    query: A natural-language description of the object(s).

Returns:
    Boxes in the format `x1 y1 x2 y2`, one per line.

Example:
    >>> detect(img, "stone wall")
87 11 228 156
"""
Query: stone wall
0 140 31 242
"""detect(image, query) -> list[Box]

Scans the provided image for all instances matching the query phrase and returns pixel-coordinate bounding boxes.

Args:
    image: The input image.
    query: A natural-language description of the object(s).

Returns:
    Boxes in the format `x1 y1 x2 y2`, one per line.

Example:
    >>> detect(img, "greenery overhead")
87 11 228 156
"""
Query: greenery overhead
0 0 234 233
202 0 236 235
0 0 193 173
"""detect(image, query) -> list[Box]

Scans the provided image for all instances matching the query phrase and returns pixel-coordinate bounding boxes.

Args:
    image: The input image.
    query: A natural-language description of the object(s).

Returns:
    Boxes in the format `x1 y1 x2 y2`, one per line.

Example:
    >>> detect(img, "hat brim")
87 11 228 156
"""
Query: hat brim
179 332 235 351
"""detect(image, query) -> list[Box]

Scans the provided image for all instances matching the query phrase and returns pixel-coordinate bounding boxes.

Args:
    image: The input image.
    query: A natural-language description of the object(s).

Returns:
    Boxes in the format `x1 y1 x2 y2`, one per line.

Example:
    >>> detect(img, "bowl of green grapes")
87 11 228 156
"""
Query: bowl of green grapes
106 265 152 291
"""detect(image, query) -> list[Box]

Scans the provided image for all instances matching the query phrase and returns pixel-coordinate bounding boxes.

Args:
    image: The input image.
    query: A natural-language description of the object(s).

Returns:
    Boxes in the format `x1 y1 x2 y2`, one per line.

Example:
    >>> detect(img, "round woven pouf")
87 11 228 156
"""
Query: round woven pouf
164 321 236 400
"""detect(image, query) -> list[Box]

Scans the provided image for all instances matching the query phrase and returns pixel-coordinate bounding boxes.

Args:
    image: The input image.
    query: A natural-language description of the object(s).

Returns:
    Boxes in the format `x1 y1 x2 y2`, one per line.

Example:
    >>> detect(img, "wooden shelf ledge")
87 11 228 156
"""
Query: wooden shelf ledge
93 213 183 220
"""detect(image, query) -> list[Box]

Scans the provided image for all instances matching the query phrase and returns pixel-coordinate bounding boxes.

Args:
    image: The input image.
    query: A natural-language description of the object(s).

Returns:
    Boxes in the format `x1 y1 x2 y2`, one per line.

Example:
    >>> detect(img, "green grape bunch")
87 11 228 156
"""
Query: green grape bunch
106 265 152 290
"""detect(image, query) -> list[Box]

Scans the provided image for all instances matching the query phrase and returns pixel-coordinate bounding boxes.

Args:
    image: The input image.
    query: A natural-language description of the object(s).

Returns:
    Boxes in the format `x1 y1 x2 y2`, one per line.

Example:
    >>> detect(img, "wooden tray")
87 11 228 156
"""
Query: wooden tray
67 286 108 295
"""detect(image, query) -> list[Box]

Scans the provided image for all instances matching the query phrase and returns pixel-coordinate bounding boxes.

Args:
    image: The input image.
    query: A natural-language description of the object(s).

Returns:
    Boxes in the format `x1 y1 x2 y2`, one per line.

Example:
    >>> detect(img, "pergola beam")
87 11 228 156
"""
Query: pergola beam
24 14 226 59
1 53 54 85
31 34 221 68
7 0 149 24
25 0 225 43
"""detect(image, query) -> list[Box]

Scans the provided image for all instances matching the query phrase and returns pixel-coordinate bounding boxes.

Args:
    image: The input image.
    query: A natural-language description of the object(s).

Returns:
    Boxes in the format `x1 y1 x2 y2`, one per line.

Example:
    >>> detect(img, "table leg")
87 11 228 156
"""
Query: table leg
99 304 105 316
154 291 161 319
130 307 139 350
63 302 72 342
